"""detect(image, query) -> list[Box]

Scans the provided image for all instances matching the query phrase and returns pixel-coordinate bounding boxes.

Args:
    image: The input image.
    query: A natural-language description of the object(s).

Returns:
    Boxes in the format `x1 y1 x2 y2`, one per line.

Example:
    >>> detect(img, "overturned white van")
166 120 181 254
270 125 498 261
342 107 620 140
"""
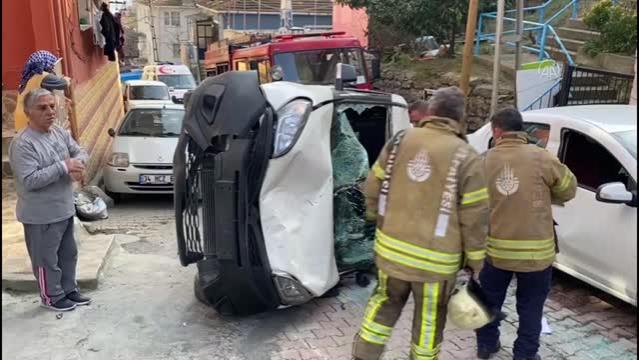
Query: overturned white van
173 65 411 315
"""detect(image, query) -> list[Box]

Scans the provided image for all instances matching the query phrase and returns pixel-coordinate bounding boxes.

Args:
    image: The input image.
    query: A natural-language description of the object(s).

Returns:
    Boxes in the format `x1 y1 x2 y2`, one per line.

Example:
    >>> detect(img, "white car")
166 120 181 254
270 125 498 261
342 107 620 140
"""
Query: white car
469 105 637 305
104 104 184 198
122 80 174 112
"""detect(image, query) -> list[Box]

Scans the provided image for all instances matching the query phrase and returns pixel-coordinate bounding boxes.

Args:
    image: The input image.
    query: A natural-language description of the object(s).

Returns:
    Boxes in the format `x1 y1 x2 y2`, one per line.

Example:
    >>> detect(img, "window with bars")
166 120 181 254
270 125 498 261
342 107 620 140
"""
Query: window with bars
196 22 216 60
171 12 180 26
164 11 180 26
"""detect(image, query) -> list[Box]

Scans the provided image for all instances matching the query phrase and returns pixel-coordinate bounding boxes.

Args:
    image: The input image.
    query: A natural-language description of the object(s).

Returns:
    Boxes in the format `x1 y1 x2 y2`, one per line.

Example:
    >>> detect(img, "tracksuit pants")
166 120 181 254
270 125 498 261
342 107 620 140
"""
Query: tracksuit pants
23 217 79 305
352 270 453 360
475 261 552 358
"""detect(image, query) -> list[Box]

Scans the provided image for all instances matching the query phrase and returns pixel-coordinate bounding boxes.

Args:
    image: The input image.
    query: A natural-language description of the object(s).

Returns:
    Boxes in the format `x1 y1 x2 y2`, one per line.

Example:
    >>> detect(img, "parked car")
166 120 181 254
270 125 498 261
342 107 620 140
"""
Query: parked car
122 80 173 112
104 104 185 199
141 63 197 103
173 65 411 315
468 105 637 306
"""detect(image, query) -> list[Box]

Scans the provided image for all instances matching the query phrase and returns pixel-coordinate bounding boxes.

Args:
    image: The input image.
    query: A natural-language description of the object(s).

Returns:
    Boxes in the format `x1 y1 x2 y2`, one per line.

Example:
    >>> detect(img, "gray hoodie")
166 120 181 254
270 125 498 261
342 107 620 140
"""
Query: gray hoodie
9 125 88 224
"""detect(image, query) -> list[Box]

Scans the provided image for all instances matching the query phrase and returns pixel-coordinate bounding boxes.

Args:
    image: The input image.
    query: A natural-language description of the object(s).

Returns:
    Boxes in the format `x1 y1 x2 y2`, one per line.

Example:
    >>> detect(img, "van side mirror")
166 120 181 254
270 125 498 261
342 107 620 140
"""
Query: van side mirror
335 63 358 91
108 128 116 137
596 182 636 206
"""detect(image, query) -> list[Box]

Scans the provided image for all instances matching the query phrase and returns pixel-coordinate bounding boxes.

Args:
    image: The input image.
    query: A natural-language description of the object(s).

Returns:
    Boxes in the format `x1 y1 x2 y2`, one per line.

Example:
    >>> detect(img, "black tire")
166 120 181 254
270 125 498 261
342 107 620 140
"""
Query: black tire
356 272 370 287
105 190 121 203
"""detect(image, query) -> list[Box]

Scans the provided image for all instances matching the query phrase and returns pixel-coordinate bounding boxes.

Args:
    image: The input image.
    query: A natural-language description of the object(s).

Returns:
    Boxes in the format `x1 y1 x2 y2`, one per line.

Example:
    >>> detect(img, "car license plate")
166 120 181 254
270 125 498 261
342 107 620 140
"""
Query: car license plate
139 174 174 184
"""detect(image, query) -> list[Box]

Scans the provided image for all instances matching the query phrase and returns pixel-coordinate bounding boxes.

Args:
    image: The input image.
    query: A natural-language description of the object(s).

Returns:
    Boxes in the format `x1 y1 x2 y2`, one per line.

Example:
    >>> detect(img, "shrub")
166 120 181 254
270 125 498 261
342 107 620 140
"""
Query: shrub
583 0 637 56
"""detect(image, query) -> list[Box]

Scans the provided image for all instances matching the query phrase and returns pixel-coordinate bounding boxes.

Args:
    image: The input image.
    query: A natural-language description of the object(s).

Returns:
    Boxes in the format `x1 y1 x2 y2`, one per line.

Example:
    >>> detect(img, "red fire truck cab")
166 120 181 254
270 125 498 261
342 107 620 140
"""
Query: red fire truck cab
204 32 378 90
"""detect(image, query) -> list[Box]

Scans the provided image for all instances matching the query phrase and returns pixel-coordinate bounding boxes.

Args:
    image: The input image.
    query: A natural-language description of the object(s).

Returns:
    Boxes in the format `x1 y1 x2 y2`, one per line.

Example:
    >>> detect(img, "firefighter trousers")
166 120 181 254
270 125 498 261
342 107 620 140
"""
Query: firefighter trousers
352 270 454 360
475 261 552 358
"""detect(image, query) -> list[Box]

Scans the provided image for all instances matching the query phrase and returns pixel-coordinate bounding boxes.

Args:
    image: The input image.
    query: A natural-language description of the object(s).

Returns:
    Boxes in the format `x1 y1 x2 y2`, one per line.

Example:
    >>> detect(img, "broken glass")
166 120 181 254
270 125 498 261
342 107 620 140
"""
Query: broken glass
331 109 377 271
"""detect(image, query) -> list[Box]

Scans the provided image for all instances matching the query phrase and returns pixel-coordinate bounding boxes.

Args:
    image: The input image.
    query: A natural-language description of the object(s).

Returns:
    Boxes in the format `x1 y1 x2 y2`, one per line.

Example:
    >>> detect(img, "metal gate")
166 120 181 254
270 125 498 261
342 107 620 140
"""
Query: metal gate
557 65 634 106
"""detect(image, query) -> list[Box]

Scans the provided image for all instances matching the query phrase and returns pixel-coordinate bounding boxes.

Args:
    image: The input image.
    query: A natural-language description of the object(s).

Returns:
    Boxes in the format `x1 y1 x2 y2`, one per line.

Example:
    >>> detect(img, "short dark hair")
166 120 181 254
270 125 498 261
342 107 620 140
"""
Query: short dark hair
409 100 428 113
490 107 524 131
426 86 465 121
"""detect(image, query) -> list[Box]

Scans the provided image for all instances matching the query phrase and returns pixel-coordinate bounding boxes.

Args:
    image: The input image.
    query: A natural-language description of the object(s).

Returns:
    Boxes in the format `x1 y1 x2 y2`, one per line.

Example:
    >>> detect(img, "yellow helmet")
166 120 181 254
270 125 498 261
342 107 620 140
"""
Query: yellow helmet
447 280 494 330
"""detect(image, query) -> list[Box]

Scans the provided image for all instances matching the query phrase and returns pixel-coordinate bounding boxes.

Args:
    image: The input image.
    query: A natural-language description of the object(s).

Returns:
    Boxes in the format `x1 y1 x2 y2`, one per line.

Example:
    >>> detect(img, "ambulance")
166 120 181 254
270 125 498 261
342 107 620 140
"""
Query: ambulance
141 63 197 103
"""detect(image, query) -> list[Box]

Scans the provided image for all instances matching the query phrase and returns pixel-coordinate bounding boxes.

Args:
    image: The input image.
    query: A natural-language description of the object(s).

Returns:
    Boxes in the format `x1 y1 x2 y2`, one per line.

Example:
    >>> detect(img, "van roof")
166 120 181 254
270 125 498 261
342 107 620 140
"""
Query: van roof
144 64 192 75
124 80 168 87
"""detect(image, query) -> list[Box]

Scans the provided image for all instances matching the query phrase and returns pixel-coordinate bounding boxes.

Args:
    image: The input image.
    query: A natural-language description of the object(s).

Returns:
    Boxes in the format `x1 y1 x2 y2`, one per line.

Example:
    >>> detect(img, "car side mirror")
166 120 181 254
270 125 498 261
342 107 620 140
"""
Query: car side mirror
595 182 635 206
271 65 284 81
335 63 358 91
108 128 116 137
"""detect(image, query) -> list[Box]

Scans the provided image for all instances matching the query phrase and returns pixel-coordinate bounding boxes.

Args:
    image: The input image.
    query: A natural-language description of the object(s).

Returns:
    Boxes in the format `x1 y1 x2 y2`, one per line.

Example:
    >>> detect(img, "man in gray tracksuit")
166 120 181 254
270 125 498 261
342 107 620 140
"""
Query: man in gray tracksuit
9 88 92 311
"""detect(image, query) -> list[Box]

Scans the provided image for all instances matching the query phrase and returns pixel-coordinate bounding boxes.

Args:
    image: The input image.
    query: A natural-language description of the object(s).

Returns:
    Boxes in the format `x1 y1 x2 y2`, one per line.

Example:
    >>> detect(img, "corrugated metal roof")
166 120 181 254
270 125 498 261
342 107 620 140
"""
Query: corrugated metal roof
196 0 332 15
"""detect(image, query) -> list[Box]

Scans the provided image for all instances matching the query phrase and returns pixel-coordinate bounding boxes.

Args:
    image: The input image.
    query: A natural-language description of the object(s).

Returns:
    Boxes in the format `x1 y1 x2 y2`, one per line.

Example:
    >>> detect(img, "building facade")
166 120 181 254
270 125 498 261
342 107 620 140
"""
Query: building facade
2 0 125 181
332 3 369 48
136 0 332 65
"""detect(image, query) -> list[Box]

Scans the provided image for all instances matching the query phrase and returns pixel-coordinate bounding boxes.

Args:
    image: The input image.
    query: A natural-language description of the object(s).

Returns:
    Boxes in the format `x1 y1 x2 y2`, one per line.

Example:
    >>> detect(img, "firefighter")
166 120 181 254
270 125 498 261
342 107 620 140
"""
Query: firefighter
352 87 489 360
475 107 577 360
408 100 429 125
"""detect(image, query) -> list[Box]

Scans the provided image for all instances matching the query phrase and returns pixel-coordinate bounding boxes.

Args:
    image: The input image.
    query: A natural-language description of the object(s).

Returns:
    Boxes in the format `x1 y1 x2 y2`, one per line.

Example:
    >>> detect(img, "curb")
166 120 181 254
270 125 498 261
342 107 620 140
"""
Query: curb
2 230 117 293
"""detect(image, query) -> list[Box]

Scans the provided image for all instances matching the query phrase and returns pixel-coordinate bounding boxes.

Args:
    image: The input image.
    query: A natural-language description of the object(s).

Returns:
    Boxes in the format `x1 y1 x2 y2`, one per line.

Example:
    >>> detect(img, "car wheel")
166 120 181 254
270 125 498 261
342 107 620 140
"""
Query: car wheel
105 190 121 203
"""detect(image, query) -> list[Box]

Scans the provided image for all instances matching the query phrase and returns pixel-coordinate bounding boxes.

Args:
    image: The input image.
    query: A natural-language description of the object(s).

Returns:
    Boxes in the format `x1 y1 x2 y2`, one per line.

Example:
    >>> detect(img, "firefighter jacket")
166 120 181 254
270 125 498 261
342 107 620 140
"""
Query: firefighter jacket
364 117 489 283
484 132 577 272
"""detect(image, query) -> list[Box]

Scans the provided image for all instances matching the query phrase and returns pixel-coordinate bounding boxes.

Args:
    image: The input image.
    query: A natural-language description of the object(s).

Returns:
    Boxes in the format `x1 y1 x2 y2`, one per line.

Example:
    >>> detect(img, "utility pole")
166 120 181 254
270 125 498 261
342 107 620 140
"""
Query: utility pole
514 0 524 71
459 0 480 96
148 0 160 63
258 0 261 31
514 0 524 108
490 0 506 116
280 0 292 33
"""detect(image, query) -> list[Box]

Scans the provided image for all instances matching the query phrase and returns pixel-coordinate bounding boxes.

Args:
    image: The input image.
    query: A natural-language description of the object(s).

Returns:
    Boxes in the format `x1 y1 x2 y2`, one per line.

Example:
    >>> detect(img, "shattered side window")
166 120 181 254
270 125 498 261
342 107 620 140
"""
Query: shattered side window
332 107 377 270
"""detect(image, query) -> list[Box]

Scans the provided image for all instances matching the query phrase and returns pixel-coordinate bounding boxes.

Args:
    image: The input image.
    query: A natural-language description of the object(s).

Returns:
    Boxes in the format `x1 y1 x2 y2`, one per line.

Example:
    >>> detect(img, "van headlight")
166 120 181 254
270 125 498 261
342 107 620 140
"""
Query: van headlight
107 152 129 167
272 99 312 158
272 271 313 305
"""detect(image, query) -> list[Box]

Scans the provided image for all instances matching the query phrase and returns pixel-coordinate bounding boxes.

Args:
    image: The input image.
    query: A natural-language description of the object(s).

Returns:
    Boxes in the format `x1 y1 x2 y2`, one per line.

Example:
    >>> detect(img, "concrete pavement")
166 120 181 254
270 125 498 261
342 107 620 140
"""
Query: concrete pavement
1 179 116 291
2 195 636 359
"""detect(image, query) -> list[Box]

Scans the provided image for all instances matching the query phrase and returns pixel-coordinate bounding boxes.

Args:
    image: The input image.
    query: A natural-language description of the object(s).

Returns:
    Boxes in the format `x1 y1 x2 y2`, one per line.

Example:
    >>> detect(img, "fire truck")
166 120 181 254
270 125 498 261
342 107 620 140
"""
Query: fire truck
203 32 379 90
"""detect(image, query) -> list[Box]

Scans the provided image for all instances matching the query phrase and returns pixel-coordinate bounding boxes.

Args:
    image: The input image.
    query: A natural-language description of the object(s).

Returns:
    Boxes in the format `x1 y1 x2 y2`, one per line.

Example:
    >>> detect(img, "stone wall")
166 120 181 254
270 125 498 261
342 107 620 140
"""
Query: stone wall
375 67 515 132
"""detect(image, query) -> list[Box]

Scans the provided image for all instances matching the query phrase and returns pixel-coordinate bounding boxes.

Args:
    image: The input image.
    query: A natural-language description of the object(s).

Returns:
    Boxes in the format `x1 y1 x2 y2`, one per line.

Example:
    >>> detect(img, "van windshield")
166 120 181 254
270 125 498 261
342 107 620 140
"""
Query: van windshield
273 48 367 85
130 86 170 100
158 74 196 89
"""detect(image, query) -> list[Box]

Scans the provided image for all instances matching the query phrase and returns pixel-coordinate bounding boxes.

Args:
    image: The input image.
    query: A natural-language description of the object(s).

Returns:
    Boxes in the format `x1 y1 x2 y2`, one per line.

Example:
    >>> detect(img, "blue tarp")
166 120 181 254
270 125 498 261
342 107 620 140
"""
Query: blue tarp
120 70 143 83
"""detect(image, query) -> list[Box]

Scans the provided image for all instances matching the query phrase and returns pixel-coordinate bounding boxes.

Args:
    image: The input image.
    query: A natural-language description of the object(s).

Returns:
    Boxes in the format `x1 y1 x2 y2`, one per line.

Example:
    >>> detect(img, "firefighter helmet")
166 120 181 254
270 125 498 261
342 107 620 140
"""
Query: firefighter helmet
447 280 494 330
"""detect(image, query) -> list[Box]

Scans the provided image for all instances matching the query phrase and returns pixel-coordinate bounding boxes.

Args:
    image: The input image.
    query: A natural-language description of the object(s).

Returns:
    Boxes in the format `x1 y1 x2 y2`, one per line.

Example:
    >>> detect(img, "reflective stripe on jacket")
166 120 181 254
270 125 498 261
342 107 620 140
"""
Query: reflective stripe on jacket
364 117 489 283
484 132 577 272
